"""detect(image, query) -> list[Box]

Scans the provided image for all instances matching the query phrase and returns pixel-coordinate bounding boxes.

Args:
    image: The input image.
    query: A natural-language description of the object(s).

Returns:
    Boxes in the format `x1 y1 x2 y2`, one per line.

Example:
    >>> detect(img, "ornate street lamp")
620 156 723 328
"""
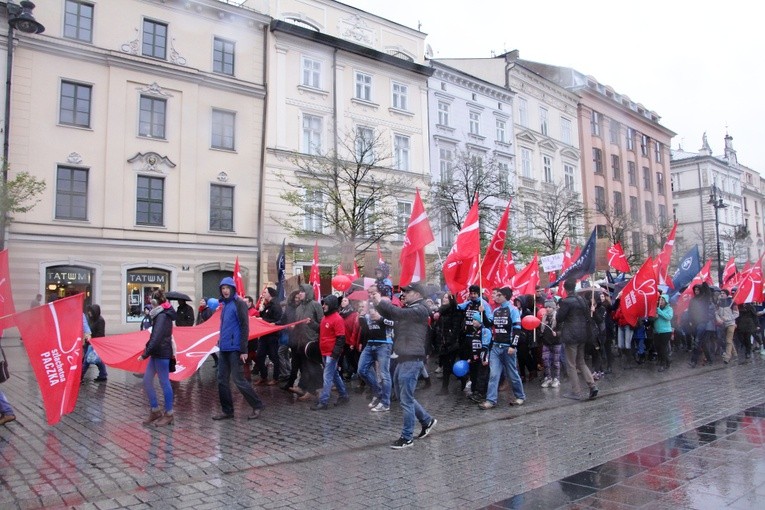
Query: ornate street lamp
708 182 728 285
2 1 44 249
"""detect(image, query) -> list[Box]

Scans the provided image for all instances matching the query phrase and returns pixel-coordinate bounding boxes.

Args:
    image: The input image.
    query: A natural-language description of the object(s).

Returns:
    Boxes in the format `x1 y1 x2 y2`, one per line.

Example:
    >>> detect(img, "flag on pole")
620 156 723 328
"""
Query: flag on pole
655 221 678 287
0 249 16 331
233 257 245 297
377 243 385 265
481 202 510 290
511 253 540 296
310 241 321 301
607 242 630 273
672 246 701 293
549 228 597 287
618 257 659 327
13 293 85 425
674 259 713 317
399 189 435 286
276 239 286 302
722 256 737 289
557 238 573 298
351 261 361 280
501 249 517 285
733 253 765 305
443 199 481 296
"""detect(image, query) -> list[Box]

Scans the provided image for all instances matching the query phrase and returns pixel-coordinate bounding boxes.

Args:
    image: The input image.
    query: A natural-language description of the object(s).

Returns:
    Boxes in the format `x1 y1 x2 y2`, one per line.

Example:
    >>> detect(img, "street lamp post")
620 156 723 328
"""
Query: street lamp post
709 182 728 285
2 0 44 249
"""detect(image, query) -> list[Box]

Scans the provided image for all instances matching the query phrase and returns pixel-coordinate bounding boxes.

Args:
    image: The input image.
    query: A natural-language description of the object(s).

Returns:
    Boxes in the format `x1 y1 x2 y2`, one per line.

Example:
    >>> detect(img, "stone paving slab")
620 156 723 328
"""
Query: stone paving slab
1 335 765 509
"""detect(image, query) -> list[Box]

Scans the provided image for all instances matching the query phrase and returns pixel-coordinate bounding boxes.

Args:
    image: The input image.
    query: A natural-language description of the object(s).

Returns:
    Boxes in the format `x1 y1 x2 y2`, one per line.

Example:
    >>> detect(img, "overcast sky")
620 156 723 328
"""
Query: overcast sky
344 0 763 175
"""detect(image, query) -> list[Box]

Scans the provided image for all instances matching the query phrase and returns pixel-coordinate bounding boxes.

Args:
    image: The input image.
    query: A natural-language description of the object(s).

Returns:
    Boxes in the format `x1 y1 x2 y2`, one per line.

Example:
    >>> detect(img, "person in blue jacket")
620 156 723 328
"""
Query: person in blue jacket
653 294 674 372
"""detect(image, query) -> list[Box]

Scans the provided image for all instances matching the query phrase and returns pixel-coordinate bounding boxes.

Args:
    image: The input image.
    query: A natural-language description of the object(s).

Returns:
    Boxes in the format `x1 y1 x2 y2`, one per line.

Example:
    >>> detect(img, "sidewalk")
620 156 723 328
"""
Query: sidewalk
1 335 764 509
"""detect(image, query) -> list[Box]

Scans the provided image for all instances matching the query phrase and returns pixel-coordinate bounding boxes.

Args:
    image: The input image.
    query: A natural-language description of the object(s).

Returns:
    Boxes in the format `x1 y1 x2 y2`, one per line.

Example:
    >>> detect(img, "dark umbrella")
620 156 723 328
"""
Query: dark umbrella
166 290 192 301
346 290 369 301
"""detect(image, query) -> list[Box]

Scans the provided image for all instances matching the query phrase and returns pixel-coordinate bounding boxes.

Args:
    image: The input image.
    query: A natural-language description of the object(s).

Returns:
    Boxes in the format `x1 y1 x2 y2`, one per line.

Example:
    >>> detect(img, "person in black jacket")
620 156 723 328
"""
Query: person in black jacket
433 293 463 395
255 287 283 385
138 289 177 427
736 301 758 361
556 278 598 401
175 299 195 327
82 304 108 382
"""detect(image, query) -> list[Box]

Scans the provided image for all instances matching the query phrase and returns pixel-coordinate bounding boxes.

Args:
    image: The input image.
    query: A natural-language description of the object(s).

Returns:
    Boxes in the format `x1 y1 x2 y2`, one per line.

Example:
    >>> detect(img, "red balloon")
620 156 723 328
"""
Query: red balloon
521 315 541 330
332 274 352 292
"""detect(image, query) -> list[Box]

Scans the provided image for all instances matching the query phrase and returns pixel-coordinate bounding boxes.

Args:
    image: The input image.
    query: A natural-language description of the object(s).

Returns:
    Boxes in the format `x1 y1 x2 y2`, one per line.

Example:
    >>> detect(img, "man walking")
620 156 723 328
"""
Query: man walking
311 295 350 410
213 277 265 420
372 282 436 449
358 286 394 412
255 287 282 385
556 277 598 401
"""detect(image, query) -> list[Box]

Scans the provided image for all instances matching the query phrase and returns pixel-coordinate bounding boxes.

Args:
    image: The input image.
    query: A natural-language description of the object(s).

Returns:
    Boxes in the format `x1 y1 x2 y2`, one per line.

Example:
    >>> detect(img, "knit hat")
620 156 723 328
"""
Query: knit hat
266 287 277 298
544 299 556 308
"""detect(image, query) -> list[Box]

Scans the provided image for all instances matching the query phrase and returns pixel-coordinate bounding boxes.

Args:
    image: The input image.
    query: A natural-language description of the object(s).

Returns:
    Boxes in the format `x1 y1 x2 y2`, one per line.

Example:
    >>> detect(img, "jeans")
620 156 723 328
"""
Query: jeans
357 342 392 406
617 325 633 349
0 390 13 415
143 357 173 412
256 336 280 380
394 360 432 441
486 345 526 404
277 344 291 378
319 356 347 405
217 350 264 415
690 328 714 364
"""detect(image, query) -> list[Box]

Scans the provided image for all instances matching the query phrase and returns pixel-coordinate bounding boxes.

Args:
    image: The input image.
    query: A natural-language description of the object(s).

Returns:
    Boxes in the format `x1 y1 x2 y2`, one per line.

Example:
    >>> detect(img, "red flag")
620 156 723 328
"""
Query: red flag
233 257 245 297
351 262 361 280
13 293 85 425
607 242 630 273
511 253 540 296
481 203 510 289
377 243 385 265
722 257 737 288
618 257 659 327
501 250 517 285
443 199 480 295
733 253 765 305
655 221 677 286
557 239 573 298
0 249 16 331
310 241 321 301
399 189 435 286
674 259 713 317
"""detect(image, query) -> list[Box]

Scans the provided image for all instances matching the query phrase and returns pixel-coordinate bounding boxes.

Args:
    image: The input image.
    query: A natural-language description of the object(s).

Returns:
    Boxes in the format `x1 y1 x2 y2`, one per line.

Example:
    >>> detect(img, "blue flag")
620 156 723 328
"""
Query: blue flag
671 245 700 293
548 228 597 287
276 239 286 302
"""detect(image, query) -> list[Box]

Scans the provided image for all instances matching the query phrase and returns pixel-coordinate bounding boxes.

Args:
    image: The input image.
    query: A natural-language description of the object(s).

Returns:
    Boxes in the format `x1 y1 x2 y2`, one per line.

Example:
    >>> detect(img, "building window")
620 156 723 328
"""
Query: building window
496 119 506 143
647 235 657 253
393 134 410 171
361 198 376 237
64 0 93 43
641 134 649 156
744 197 749 212
469 111 480 135
593 148 603 174
136 175 164 226
138 95 166 139
561 117 572 145
212 37 235 76
595 186 606 213
520 148 532 178
655 141 663 163
591 110 601 136
437 101 450 126
55 166 88 220
142 19 167 59
628 161 636 186
392 82 408 111
498 161 510 193
355 126 374 164
626 127 635 151
397 201 412 240
658 204 667 225
609 119 620 145
643 166 651 191
614 191 623 217
59 81 92 128
656 172 665 195
302 57 321 88
211 109 235 150
539 107 548 136
564 164 575 190
355 71 372 101
518 97 528 127
304 190 323 233
644 201 654 223
440 210 454 247
210 184 234 231
630 196 639 221
543 155 553 183
126 268 168 322
632 231 642 254
524 203 534 235
302 114 322 155
439 147 453 181
612 154 621 181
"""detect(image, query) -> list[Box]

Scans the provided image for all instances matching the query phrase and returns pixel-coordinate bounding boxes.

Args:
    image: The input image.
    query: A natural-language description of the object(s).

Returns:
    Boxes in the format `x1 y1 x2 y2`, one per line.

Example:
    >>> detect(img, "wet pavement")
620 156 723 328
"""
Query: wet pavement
1 334 764 509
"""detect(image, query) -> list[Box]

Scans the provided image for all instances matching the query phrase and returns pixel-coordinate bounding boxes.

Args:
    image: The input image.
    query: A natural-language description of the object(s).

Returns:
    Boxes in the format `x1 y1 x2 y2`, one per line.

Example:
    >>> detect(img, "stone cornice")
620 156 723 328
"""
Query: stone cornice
431 65 514 103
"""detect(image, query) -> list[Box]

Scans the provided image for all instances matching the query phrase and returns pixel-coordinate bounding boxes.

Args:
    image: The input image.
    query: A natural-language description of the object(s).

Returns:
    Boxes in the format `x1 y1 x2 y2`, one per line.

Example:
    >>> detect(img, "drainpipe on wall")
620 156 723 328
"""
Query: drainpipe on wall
697 163 706 258
256 22 269 292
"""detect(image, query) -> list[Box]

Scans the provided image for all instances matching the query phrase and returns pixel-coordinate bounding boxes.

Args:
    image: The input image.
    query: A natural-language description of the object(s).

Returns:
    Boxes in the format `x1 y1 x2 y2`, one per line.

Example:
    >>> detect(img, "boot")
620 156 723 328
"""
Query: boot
142 409 162 426
154 412 174 427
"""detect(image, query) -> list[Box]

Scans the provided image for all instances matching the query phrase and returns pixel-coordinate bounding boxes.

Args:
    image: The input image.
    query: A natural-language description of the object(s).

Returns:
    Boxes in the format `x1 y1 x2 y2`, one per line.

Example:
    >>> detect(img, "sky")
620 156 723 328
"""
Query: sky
344 0 764 174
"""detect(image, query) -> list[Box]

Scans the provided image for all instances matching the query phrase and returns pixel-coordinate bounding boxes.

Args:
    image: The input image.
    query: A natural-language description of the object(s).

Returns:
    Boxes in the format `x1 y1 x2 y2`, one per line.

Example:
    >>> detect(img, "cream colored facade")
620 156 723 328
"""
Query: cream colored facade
262 1 432 286
2 0 269 332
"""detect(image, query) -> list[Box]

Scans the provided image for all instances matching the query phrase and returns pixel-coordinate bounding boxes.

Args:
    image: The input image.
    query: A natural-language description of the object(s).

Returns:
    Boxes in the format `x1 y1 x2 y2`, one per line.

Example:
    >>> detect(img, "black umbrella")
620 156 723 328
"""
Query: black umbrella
166 290 192 301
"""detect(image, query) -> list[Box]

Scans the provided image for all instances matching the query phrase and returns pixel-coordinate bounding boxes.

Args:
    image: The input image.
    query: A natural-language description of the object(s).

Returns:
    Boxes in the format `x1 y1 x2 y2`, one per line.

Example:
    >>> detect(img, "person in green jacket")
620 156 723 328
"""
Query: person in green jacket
654 294 674 372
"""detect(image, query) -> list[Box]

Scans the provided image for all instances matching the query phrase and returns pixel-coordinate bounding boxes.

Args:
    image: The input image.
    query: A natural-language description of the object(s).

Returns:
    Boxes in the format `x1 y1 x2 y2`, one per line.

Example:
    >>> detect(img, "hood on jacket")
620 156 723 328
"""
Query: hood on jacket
87 304 101 321
659 293 669 307
375 262 391 278
287 289 300 308
322 294 339 314
300 283 315 302
219 276 237 296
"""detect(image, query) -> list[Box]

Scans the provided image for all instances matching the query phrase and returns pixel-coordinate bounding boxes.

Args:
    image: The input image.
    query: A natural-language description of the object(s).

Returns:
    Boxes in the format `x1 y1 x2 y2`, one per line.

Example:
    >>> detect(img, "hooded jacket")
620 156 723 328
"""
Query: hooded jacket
218 277 250 353
294 283 324 346
142 302 177 359
376 296 430 360
319 295 346 358
654 294 674 334
555 294 590 345
87 304 105 338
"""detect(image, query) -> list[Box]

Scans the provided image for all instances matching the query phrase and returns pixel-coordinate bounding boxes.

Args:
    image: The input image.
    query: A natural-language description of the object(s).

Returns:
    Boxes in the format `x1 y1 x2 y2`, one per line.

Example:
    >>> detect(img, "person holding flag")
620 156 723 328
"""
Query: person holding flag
556 277 598 401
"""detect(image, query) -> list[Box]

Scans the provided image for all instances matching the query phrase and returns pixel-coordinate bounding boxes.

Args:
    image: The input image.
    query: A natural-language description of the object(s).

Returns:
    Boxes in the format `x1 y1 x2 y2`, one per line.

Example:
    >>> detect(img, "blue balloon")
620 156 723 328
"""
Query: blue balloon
452 360 469 378
207 297 219 311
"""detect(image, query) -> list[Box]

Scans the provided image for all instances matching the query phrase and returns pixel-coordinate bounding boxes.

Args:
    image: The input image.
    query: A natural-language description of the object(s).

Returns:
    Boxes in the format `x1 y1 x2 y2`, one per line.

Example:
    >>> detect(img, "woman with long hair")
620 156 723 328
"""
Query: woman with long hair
138 289 177 426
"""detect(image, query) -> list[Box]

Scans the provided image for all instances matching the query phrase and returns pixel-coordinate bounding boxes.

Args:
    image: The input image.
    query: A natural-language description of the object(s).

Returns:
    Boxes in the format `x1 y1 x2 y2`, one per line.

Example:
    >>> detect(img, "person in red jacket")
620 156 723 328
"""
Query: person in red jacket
311 295 350 410
339 296 360 380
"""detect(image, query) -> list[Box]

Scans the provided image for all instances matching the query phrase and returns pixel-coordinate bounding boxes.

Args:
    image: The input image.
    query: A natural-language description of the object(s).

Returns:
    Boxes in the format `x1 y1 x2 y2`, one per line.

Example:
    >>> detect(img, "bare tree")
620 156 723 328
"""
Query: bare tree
528 182 586 255
720 225 752 262
275 129 412 254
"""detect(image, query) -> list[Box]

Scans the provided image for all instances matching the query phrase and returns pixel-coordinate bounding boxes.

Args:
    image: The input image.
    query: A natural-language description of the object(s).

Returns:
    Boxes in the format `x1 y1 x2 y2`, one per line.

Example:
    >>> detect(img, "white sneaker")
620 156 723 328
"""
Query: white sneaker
434 366 443 374
541 377 552 388
371 403 390 412
368 396 380 408
551 378 560 388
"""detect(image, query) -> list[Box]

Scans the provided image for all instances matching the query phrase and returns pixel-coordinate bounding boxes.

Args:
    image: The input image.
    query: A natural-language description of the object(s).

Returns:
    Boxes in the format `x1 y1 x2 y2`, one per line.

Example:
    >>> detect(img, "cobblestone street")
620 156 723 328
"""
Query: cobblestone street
1 335 764 509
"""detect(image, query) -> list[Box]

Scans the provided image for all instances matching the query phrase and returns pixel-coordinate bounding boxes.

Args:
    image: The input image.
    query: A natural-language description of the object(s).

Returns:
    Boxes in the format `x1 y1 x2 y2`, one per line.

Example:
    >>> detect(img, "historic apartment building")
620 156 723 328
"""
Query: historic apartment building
671 134 764 276
2 0 270 332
